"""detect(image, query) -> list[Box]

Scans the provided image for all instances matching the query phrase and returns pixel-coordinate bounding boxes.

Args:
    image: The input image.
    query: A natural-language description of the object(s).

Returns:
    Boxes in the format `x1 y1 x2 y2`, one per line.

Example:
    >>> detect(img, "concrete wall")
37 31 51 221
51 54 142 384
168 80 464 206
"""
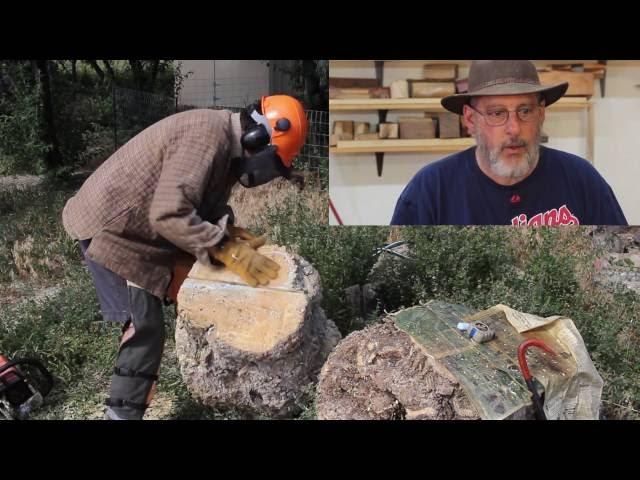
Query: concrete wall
329 60 640 225
178 60 269 108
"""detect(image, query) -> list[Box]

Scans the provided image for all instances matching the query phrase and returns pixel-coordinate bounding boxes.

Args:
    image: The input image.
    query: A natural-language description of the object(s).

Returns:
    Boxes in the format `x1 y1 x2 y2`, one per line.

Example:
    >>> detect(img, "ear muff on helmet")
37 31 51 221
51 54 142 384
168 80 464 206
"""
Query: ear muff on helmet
240 124 270 153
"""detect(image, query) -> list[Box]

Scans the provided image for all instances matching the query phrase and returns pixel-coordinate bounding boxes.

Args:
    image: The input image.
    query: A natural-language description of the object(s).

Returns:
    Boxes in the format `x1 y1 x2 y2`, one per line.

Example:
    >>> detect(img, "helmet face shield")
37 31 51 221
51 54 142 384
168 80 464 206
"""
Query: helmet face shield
232 146 291 188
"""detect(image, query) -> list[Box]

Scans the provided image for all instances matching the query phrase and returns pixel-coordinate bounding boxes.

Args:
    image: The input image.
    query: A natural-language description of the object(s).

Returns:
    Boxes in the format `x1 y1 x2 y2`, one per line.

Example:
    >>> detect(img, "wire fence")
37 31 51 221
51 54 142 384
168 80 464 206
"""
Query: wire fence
177 77 269 109
113 87 328 186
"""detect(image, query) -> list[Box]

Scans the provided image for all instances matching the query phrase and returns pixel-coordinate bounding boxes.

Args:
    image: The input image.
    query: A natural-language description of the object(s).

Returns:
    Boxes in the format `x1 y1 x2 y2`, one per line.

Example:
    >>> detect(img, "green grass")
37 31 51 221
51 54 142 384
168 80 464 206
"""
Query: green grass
0 184 79 286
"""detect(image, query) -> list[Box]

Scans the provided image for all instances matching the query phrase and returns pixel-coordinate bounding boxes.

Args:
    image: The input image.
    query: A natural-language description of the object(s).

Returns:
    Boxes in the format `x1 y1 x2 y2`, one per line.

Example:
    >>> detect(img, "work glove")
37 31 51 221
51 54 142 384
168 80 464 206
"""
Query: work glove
165 213 231 304
209 239 280 287
189 214 230 267
226 224 266 249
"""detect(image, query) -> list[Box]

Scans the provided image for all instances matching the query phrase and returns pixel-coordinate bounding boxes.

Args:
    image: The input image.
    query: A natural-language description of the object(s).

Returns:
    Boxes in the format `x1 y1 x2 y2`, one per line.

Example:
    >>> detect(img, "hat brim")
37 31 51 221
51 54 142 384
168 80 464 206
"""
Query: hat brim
441 82 569 115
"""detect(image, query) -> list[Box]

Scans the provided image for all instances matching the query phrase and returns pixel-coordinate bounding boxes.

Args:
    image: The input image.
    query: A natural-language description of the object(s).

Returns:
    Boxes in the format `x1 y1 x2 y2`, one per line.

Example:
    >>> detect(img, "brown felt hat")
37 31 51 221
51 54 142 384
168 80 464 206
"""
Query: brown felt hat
441 60 569 115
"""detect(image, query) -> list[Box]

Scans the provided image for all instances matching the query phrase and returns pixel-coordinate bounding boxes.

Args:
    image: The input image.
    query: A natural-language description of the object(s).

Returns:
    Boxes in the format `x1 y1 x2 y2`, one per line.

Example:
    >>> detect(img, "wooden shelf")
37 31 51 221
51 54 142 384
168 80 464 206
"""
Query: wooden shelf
330 96 590 112
330 138 476 154
331 98 445 111
329 60 597 176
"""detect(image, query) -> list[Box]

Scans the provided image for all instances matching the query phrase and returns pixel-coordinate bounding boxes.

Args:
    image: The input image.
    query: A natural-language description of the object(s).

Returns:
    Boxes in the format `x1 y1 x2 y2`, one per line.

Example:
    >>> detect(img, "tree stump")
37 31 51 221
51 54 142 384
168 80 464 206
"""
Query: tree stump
175 245 341 418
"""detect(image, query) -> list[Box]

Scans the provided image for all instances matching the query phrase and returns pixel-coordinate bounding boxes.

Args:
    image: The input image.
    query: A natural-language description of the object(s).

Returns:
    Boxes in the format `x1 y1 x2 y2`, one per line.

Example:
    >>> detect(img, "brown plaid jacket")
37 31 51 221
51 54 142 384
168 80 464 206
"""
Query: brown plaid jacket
62 109 243 299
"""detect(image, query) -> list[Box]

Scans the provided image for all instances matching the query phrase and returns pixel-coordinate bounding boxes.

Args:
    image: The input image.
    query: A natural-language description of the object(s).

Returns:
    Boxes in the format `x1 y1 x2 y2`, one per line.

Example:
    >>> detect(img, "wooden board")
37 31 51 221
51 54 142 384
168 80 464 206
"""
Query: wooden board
398 117 436 139
331 138 476 153
409 81 456 98
378 122 399 139
423 63 458 81
369 87 391 99
390 79 409 98
329 97 588 112
437 112 460 138
354 132 380 141
547 63 606 79
329 77 380 88
538 71 594 97
329 86 390 99
354 122 370 136
329 87 371 99
332 120 354 140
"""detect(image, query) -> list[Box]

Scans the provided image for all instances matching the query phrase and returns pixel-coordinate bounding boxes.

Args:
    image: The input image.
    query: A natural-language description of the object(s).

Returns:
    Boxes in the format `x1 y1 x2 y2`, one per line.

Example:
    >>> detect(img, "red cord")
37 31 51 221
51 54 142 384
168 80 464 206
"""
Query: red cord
328 197 343 225
518 339 556 381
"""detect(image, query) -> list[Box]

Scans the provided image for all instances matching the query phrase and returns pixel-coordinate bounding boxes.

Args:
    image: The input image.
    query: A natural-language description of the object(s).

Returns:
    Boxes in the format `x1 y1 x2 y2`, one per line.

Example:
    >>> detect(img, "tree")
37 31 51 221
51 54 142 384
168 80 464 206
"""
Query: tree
34 60 63 170
0 59 179 174
127 60 168 91
268 60 328 111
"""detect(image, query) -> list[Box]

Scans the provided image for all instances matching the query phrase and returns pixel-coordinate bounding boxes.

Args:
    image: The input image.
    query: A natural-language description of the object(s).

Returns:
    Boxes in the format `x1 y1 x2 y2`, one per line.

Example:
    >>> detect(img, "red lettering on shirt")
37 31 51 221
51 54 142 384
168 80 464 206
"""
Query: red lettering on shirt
543 208 559 226
528 213 543 226
511 204 579 226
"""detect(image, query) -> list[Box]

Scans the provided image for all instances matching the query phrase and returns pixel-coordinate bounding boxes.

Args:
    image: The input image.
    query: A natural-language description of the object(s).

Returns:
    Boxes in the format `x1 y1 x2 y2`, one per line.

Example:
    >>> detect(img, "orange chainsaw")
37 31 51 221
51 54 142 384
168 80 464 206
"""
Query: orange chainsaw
0 354 53 420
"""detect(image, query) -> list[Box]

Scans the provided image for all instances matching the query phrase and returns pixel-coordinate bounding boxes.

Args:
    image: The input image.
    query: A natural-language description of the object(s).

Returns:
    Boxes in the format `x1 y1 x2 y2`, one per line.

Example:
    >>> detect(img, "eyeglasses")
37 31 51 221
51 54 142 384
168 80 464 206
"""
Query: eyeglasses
468 104 541 127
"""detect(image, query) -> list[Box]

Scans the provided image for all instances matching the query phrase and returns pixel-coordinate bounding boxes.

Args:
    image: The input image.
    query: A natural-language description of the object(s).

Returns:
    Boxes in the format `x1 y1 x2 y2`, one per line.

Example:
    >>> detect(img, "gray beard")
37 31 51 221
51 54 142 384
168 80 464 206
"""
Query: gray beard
476 125 542 180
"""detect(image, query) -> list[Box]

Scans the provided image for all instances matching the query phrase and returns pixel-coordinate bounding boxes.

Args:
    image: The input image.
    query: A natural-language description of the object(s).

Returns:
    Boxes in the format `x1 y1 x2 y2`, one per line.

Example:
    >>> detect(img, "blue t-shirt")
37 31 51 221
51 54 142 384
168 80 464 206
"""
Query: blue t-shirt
391 146 627 225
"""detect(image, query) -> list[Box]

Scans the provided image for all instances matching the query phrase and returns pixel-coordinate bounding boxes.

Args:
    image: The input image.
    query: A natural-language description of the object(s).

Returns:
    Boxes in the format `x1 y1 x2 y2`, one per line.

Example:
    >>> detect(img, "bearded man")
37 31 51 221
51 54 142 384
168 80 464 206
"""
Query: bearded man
391 60 627 226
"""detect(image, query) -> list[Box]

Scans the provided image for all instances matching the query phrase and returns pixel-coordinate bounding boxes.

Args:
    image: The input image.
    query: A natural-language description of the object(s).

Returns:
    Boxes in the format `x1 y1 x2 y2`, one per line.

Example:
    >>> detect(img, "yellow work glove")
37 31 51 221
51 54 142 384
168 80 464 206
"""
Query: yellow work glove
209 239 279 287
227 224 266 249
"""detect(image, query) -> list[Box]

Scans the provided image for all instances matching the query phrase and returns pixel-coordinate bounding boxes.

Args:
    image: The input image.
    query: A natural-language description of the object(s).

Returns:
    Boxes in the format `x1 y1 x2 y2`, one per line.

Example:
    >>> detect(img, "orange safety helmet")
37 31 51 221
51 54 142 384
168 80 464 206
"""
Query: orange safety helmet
260 95 308 167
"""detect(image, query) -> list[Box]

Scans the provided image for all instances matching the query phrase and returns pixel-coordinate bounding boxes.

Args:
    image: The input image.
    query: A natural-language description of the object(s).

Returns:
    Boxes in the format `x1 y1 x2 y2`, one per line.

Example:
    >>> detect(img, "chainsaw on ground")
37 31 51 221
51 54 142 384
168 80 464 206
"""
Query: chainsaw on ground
0 354 53 420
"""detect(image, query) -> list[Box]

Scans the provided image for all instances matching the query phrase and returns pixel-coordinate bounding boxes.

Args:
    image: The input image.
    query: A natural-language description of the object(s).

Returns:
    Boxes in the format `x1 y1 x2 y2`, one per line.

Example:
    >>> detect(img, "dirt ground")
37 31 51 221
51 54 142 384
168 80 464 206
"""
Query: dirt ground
0 174 42 191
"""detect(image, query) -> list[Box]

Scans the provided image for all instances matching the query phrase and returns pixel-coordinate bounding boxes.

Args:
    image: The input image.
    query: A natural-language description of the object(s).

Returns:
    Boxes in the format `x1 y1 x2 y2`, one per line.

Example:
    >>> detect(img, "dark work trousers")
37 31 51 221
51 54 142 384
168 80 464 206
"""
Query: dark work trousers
79 240 165 420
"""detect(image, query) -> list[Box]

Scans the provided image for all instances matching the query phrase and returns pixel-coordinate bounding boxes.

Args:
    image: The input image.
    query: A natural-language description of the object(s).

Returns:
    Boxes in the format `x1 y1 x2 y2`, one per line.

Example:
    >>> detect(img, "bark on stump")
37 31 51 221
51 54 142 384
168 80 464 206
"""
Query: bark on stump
175 245 341 418
316 319 481 420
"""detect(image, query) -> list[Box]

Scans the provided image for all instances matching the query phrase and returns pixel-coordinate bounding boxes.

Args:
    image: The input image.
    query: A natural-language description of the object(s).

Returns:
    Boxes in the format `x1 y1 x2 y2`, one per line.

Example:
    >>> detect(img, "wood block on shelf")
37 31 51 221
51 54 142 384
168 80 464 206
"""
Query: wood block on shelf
329 87 372 99
329 86 390 99
579 63 606 79
329 134 340 147
409 80 456 98
354 122 371 136
437 112 460 138
369 87 391 98
354 132 381 141
333 121 354 140
423 63 458 81
547 64 606 79
390 79 409 98
378 123 399 139
398 117 436 139
329 77 380 88
538 71 594 97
